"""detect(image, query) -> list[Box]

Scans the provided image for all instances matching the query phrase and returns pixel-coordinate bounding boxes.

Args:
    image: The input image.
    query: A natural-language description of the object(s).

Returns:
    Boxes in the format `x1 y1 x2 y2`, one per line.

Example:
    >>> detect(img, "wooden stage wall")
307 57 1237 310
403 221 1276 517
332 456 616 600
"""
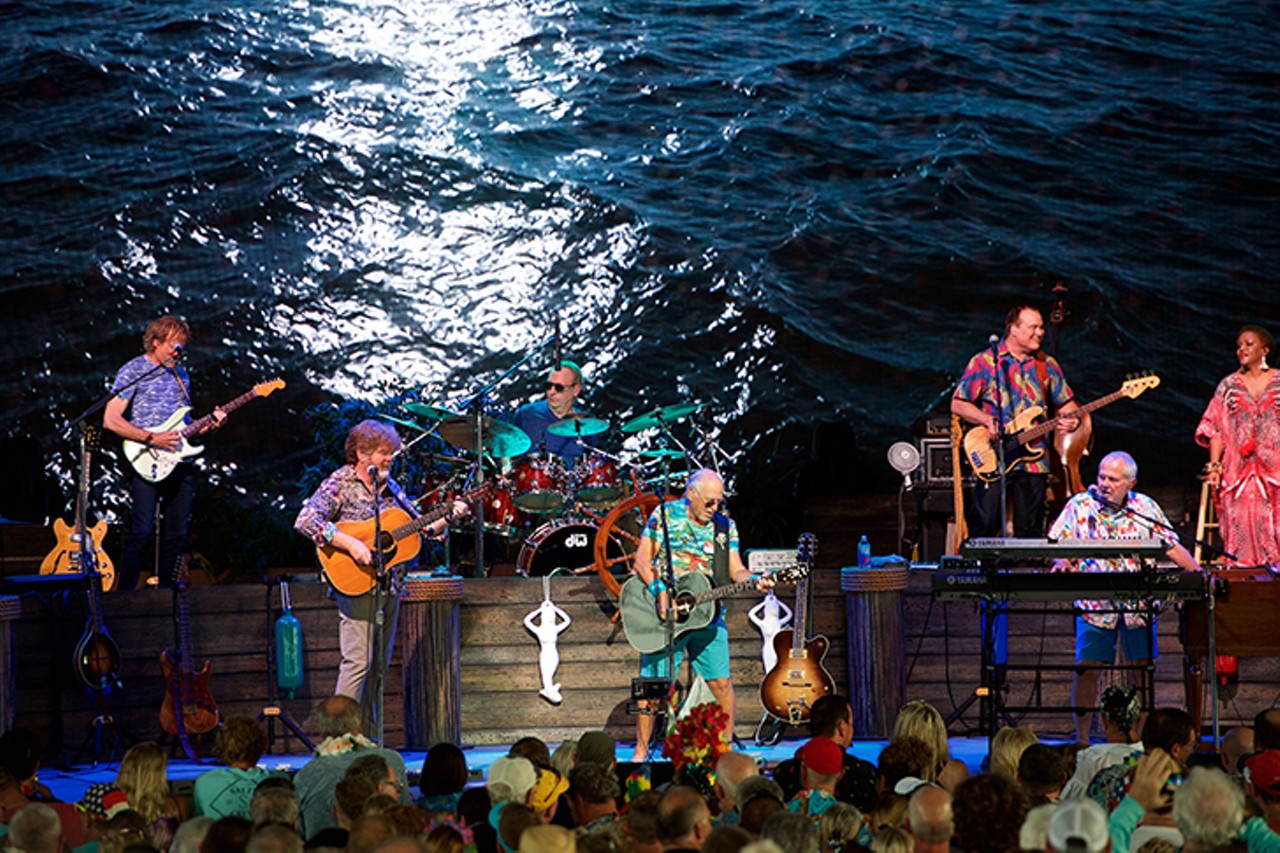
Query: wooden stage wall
5 566 1279 755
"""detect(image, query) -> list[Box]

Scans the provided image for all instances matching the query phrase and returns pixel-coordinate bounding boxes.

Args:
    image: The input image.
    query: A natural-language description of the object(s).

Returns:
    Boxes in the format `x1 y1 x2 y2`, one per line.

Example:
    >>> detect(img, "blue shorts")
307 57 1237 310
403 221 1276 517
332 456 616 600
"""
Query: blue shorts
639 614 731 681
1076 617 1157 663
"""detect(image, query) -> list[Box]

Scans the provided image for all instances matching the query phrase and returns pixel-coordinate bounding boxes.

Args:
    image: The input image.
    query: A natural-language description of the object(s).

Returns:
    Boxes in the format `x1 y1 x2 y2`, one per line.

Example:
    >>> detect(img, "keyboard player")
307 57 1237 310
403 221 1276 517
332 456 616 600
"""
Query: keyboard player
1048 450 1203 744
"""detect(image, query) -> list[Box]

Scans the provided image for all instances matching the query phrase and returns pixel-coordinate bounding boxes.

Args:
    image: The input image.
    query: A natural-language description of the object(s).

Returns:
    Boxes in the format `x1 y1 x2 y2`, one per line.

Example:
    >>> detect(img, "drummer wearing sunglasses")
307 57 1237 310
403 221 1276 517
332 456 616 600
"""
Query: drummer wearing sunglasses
513 361 599 463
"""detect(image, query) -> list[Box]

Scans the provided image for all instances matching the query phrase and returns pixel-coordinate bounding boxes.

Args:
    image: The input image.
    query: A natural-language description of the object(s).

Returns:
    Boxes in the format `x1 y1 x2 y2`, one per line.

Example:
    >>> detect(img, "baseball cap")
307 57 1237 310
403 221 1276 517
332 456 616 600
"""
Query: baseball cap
488 756 538 803
797 736 844 777
1245 750 1280 796
76 782 130 820
530 768 570 812
576 731 616 767
1047 798 1109 853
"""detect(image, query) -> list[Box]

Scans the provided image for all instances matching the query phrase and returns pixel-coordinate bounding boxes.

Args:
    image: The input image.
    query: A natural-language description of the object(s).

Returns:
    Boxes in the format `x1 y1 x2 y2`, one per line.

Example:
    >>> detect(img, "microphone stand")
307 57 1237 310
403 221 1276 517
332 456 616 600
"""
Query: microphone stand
1092 492 1233 751
990 336 1009 536
367 467 388 746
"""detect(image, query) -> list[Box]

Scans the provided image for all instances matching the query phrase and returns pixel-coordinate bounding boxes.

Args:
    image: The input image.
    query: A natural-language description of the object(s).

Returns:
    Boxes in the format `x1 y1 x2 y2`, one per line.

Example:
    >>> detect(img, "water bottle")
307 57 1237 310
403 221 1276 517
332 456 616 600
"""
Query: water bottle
275 580 304 699
857 535 871 567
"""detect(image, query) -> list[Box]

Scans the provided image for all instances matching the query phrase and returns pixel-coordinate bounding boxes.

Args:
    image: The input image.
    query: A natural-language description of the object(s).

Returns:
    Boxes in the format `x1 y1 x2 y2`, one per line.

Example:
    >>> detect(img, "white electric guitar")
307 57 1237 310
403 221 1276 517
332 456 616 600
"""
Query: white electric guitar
122 379 285 482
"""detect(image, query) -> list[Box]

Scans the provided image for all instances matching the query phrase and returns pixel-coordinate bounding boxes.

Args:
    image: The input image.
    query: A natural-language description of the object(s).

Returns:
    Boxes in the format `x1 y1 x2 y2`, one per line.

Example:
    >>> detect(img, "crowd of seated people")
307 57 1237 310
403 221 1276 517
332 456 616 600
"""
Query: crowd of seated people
6 691 1280 852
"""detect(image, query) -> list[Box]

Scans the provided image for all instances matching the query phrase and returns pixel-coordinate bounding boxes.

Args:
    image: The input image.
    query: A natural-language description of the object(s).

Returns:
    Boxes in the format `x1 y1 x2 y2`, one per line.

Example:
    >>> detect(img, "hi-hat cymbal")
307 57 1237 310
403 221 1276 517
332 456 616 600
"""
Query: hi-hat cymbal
404 402 459 421
437 416 532 458
621 401 711 434
546 414 610 438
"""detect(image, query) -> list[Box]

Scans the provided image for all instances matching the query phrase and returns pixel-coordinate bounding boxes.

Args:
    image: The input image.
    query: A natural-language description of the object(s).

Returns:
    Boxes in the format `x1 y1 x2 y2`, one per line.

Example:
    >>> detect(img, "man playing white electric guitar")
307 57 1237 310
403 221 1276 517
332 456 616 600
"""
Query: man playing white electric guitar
103 316 224 590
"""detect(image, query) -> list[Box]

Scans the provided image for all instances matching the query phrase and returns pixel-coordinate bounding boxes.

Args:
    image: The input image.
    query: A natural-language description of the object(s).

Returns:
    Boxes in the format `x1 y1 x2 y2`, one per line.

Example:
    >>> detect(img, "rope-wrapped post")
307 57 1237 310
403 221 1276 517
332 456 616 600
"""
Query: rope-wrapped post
400 574 465 748
0 595 19 732
842 563 910 737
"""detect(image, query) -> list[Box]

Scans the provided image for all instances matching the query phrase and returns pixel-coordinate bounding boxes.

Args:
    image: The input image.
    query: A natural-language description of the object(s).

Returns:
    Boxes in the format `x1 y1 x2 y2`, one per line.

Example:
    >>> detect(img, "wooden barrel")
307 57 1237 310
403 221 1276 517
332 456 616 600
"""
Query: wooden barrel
842 563 909 737
400 574 465 748
0 595 19 731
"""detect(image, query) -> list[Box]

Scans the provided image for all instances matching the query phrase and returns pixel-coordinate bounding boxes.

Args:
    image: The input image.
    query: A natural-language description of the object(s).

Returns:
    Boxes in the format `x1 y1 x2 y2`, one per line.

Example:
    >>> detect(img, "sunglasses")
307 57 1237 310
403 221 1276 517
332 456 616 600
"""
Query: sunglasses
546 381 577 392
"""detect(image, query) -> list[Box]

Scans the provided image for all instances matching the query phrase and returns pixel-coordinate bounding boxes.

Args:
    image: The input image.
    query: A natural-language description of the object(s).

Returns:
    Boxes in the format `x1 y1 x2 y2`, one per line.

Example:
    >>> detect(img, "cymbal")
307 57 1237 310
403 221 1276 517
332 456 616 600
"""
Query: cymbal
437 416 532 458
403 402 459 421
637 448 685 459
621 401 710 434
379 414 424 432
546 414 610 438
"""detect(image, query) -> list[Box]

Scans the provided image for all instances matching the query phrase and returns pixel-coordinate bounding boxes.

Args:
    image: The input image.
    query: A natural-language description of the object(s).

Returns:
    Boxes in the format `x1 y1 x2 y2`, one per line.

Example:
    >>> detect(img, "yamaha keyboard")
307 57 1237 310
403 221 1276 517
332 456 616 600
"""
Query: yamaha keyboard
960 537 1171 560
932 567 1205 602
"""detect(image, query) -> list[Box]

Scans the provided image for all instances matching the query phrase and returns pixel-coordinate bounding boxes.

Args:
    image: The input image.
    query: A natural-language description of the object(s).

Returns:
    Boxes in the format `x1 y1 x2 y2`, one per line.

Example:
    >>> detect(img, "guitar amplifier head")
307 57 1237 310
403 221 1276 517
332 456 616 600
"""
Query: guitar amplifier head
921 438 956 482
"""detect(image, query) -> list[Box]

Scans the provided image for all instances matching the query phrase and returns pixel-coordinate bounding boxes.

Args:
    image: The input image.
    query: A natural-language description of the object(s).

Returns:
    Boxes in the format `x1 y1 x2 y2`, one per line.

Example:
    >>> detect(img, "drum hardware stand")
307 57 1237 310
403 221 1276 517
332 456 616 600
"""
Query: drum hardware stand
452 327 556 577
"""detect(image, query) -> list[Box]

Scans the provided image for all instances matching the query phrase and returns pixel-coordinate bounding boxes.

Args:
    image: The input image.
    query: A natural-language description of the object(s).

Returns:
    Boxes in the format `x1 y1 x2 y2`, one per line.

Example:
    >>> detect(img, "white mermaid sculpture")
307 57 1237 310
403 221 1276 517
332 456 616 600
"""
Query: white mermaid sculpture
748 590 792 674
524 577 572 704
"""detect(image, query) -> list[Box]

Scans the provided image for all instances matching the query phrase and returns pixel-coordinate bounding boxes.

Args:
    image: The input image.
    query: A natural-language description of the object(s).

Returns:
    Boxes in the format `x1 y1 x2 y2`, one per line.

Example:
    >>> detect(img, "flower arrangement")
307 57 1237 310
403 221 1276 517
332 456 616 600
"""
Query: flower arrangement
314 732 376 757
661 701 730 773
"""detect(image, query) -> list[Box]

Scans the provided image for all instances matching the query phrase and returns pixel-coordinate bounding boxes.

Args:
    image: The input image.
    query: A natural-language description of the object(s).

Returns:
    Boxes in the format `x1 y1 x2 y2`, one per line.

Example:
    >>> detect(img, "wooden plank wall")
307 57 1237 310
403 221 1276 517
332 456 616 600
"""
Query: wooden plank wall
8 580 381 758
6 560 1277 757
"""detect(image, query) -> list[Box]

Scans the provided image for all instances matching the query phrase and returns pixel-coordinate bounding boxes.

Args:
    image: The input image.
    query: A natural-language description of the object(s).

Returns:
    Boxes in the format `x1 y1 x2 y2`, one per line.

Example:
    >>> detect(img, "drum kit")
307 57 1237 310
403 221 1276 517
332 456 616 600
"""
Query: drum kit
391 398 721 582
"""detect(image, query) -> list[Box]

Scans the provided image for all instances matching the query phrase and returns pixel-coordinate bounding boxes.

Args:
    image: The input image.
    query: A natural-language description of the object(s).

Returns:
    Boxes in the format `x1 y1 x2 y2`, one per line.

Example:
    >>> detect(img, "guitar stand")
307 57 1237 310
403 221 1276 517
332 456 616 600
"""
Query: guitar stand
753 713 789 747
257 579 313 754
74 682 140 767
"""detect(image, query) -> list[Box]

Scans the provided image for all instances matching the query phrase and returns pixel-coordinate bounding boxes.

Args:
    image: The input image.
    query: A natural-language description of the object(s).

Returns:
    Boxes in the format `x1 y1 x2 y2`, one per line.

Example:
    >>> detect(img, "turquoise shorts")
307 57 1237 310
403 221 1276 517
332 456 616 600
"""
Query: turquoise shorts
1077 616 1156 663
639 613 731 681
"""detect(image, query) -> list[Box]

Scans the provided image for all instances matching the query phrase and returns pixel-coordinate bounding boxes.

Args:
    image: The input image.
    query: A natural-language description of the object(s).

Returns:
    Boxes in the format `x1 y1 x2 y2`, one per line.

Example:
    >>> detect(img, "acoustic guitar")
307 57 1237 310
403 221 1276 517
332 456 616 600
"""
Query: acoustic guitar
122 378 285 483
317 482 493 596
962 374 1160 481
160 555 219 757
619 564 807 654
759 533 834 723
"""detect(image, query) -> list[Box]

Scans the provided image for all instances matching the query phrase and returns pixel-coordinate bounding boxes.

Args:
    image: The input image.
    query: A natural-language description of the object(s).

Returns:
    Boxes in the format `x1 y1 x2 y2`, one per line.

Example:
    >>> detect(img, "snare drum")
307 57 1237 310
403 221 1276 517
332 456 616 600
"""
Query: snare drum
571 455 622 507
517 519 626 577
513 454 567 513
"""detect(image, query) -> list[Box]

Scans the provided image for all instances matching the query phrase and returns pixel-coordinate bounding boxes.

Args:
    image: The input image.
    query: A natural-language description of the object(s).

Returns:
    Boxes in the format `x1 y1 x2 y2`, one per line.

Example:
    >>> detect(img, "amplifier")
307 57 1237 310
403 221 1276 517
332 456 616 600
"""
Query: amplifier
921 438 972 484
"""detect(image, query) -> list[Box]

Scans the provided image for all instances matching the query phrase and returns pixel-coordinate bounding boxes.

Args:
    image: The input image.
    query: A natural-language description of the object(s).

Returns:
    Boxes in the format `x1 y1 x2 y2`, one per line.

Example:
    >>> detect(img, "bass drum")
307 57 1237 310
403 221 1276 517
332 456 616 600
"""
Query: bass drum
517 519 626 578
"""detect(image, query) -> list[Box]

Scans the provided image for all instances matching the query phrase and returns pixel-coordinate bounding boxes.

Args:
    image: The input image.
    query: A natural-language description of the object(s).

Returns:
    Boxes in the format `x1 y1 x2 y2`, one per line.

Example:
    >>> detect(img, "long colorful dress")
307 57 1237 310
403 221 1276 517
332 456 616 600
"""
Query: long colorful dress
1195 371 1280 566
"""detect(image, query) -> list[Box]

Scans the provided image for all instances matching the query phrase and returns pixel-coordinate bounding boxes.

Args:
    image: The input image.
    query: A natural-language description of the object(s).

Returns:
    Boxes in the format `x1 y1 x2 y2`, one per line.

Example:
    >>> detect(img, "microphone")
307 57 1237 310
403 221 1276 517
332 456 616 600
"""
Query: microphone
554 316 562 371
170 343 186 364
988 334 1000 345
1088 485 1118 510
368 465 381 484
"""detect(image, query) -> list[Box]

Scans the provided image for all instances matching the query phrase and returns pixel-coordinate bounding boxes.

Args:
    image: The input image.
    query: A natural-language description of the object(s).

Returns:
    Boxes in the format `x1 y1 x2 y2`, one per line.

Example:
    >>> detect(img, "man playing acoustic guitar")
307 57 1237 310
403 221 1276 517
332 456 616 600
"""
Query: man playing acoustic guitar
951 304 1082 538
630 469 772 759
295 420 466 728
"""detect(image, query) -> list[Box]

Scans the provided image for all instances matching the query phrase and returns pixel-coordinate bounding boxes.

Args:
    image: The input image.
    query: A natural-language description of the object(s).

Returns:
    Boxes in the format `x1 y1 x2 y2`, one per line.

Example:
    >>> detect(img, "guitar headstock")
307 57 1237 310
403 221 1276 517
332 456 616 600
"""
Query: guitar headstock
255 378 286 398
1121 372 1160 398
771 533 817 584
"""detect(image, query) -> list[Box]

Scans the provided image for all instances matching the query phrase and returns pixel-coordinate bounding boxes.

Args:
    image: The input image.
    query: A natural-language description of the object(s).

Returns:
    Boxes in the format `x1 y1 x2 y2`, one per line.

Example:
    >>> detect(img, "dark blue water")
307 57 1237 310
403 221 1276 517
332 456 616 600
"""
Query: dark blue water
2 0 1277 526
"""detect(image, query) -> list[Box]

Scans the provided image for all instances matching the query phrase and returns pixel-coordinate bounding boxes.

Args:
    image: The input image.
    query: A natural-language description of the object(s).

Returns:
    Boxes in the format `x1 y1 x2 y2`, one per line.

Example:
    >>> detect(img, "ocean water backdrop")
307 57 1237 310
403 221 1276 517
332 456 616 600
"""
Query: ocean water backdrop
1 0 1277 542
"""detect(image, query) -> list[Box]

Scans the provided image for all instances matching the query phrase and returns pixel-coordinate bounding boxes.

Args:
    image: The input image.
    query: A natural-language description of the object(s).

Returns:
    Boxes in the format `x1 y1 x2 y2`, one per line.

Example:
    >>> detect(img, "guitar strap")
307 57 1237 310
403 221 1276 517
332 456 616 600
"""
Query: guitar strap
712 514 730 587
1034 352 1054 418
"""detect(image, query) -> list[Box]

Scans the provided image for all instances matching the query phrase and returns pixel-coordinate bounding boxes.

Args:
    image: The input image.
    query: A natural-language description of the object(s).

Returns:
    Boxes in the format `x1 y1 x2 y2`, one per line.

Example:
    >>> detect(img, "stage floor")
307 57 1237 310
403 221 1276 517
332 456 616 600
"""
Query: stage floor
34 734 1035 804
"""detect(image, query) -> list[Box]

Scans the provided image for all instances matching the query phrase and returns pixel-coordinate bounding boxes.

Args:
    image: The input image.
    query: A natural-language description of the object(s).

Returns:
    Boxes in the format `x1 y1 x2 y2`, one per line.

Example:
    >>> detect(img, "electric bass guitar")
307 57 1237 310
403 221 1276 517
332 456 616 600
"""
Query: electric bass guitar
160 555 219 759
759 533 834 723
122 378 285 482
962 373 1160 482
317 482 494 596
619 564 808 654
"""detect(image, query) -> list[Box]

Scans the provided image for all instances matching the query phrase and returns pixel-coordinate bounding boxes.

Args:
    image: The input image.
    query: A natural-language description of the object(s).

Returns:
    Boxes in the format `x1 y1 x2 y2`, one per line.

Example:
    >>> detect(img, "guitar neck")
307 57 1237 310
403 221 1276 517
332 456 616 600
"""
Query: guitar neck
180 388 259 438
791 575 810 645
690 576 761 605
1018 388 1126 445
386 485 487 542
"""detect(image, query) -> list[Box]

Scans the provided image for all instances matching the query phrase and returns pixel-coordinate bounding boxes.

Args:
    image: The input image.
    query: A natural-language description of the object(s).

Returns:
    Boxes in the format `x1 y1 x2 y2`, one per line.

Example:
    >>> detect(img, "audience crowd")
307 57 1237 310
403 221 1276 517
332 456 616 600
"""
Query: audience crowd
4 691 1280 853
